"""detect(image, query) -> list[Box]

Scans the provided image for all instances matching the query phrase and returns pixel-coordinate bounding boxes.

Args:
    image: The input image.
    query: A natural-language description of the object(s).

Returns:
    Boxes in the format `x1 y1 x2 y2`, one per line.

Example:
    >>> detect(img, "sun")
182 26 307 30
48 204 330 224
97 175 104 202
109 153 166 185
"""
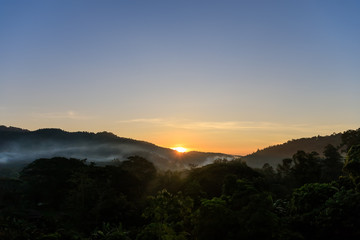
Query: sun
172 147 188 153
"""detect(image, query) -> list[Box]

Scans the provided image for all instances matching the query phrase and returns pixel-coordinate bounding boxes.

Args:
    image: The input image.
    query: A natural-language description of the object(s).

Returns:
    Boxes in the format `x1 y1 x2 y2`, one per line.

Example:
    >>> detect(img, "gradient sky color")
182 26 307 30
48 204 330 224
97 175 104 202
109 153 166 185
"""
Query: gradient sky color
1 0 360 155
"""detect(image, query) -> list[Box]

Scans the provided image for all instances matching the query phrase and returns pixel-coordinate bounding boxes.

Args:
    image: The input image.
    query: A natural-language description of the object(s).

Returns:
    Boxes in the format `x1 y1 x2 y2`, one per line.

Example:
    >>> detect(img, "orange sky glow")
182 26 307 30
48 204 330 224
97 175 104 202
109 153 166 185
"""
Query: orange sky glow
1 1 360 156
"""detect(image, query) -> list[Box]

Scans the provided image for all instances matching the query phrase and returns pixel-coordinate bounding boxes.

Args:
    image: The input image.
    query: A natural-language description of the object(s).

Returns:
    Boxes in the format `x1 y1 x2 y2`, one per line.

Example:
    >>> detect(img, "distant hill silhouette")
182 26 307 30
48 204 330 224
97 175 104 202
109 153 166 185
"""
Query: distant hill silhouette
1 125 355 170
0 126 233 170
242 133 343 168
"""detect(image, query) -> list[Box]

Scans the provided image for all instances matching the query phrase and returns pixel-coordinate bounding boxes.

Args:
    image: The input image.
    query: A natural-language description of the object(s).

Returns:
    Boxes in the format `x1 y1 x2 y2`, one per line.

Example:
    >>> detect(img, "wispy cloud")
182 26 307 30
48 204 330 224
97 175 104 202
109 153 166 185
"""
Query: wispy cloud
120 118 165 124
179 121 280 130
37 111 90 120
117 118 354 134
118 118 311 131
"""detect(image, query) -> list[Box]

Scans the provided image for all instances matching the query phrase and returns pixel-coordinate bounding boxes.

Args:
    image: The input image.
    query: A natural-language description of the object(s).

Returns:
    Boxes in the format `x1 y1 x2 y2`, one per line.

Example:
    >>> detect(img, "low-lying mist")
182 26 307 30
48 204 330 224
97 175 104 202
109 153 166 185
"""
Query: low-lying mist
0 127 234 170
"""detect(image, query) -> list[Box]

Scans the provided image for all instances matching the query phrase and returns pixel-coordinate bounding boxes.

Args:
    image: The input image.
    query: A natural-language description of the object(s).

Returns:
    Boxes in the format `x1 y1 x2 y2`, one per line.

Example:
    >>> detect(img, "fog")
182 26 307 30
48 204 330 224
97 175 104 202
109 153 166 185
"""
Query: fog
0 128 234 170
1 142 168 167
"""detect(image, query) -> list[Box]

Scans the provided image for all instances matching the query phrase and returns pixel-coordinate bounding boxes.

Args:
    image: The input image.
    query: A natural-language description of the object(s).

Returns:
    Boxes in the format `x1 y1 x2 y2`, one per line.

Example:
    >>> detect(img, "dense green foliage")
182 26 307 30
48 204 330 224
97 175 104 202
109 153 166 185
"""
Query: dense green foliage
1 130 360 239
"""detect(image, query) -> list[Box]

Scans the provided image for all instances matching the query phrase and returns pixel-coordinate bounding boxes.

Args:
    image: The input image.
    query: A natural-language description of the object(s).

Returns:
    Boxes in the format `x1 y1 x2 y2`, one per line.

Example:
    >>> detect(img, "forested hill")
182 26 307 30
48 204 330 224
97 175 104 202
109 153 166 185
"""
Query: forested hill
0 126 233 170
1 128 360 239
243 133 343 168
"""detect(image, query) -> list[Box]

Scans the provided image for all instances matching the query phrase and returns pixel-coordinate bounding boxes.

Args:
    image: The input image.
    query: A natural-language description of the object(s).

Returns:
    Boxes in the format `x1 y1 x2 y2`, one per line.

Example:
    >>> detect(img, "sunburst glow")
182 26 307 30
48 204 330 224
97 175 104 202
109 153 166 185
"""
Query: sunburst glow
172 147 188 153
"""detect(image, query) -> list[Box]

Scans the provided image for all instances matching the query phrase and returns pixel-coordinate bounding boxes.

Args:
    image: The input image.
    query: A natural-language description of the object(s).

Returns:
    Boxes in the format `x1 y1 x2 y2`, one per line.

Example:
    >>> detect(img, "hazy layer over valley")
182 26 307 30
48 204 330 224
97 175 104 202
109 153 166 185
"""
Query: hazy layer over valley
0 126 233 170
0 125 351 171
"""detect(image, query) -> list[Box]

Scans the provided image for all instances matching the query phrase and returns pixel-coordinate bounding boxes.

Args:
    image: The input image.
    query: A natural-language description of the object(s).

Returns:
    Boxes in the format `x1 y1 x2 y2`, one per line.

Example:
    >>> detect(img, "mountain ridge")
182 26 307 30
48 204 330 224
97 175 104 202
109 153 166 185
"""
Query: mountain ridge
242 133 343 168
1 125 357 170
0 125 233 169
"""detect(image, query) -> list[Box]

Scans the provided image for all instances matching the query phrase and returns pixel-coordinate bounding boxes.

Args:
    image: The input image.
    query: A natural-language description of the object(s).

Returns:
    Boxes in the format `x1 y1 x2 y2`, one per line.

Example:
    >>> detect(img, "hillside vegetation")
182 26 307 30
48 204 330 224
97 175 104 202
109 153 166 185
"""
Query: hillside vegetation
0 128 360 239
243 133 342 168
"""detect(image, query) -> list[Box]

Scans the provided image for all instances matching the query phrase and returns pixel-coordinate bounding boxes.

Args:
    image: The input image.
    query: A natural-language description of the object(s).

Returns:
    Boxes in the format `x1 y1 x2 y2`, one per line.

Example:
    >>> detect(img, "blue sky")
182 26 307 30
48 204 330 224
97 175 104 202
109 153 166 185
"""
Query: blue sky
1 0 360 154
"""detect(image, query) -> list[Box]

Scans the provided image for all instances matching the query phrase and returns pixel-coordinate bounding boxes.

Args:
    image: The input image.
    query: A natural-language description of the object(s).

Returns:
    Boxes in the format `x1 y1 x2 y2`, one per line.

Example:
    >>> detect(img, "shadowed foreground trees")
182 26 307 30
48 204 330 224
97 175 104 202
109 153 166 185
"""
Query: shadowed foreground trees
137 190 193 240
193 178 277 240
0 142 360 239
343 145 360 190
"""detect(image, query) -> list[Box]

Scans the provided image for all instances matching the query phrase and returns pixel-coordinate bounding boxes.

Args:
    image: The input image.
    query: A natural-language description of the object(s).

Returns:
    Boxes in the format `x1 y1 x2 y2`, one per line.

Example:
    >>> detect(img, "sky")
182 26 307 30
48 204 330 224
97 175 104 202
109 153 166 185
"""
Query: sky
1 0 360 155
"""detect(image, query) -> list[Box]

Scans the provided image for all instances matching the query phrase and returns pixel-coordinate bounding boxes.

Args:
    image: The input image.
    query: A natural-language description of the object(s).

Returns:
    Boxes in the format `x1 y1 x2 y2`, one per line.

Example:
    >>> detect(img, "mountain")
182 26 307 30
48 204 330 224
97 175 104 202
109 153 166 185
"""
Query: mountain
0 126 233 170
242 133 343 168
1 125 354 171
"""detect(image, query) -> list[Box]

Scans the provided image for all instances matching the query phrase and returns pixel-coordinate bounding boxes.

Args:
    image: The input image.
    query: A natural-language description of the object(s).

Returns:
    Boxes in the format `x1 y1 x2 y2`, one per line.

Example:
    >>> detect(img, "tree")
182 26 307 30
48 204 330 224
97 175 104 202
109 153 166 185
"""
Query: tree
19 157 86 209
341 129 360 151
137 190 193 240
195 178 278 240
90 222 131 240
321 144 343 182
290 183 338 215
120 156 156 182
343 145 360 190
262 163 276 180
317 188 360 239
66 164 140 232
193 197 234 240
292 151 321 186
277 158 293 179
226 179 278 240
289 183 339 240
150 170 183 195
185 159 259 198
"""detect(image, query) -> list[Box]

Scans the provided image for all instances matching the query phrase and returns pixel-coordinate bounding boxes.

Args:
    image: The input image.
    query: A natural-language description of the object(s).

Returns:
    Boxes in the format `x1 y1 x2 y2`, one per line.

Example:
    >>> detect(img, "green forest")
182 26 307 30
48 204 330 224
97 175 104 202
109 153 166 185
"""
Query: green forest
1 129 360 240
